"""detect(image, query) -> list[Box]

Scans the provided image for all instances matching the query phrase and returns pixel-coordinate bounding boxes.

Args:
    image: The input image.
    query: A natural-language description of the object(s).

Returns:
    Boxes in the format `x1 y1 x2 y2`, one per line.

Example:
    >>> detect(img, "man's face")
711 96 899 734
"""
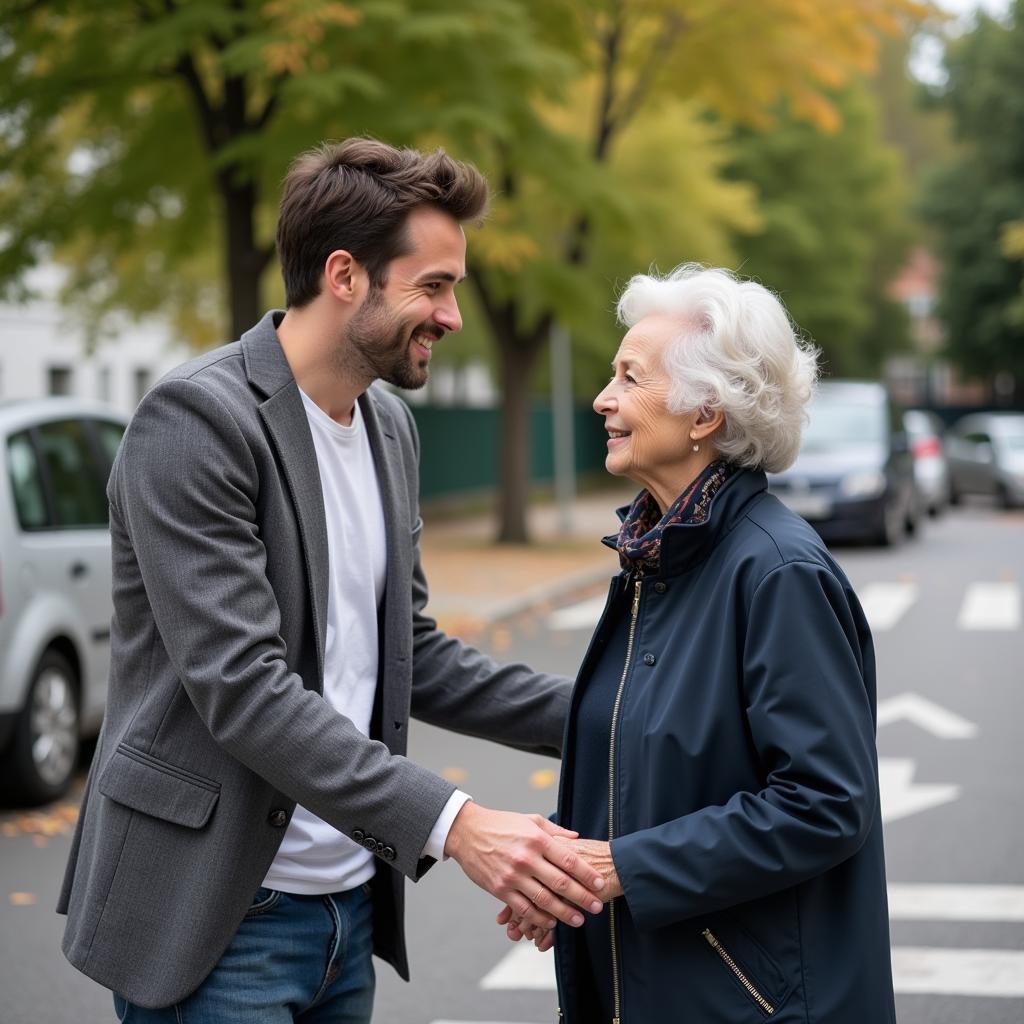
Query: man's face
345 206 467 390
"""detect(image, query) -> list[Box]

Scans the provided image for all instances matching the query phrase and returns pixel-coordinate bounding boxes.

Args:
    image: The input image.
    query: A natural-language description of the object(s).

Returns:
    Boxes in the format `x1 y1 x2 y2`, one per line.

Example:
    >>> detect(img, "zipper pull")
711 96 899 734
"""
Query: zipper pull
631 578 642 617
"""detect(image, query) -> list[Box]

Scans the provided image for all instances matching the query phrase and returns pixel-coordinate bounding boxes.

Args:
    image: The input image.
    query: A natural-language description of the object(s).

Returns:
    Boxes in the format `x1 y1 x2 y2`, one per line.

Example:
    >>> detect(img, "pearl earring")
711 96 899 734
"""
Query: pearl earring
690 433 700 453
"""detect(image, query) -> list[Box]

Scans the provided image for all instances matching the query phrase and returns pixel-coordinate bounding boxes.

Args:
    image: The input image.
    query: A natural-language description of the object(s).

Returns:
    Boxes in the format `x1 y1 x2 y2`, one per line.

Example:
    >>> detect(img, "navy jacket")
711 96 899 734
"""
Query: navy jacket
554 469 896 1023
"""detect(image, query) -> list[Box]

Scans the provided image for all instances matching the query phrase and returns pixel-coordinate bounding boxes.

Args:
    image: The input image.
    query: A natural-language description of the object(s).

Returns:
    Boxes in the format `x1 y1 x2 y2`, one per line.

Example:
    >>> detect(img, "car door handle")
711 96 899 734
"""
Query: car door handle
70 562 89 580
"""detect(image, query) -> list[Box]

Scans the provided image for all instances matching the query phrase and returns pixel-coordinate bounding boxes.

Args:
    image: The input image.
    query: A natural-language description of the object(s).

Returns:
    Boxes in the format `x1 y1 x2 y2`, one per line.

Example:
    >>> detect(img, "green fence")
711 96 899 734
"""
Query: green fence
408 403 608 500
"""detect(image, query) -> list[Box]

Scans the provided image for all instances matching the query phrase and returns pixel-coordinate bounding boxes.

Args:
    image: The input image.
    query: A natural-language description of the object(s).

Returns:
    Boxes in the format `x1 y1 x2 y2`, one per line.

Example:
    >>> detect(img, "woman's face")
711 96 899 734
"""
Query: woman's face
593 315 699 496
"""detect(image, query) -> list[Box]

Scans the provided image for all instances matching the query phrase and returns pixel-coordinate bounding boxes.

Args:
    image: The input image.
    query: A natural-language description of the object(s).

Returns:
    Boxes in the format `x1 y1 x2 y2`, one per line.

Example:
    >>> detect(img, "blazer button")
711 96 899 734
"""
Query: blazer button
382 846 396 861
268 809 289 828
643 652 656 666
353 829 365 843
376 841 385 854
363 836 377 851
654 581 668 594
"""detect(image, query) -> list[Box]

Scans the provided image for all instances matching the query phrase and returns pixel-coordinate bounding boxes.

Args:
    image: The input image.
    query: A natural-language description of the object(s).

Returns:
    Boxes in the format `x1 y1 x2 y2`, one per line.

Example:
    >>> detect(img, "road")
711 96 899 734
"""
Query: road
2 501 1022 1024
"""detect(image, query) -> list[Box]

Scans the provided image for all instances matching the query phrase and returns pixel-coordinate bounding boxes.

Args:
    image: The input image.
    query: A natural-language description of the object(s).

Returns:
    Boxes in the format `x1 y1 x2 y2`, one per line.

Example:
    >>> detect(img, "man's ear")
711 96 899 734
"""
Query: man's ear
324 249 363 305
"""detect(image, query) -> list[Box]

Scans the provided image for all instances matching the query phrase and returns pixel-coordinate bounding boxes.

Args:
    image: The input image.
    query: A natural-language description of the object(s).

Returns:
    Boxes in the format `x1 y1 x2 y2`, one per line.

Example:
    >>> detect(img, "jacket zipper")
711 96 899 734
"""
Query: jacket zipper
702 928 776 1015
607 576 642 1024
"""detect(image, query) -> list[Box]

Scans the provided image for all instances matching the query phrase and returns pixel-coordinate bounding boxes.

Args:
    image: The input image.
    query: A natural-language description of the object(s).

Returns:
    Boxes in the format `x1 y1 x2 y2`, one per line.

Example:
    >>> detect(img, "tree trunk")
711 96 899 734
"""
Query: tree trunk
221 176 265 338
496 338 544 543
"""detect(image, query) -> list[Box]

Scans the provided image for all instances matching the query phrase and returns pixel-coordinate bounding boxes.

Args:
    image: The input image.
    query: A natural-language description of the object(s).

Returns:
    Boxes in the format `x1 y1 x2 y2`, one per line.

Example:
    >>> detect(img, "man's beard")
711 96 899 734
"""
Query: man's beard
343 286 436 391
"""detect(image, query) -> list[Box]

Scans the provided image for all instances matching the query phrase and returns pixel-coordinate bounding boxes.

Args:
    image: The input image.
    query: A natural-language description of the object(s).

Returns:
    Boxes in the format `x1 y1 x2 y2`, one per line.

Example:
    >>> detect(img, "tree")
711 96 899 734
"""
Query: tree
920 0 1024 387
725 81 914 378
466 0 928 540
1 0 928 543
0 0 575 344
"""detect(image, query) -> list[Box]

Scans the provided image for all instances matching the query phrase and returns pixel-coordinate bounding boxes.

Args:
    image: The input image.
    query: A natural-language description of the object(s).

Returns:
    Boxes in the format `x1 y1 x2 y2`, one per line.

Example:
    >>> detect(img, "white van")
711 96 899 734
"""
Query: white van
0 398 126 803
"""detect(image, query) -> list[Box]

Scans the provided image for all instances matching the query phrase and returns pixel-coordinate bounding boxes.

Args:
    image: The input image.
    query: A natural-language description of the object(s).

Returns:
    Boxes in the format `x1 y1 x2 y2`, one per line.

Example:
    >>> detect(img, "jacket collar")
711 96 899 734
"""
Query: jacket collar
604 468 768 576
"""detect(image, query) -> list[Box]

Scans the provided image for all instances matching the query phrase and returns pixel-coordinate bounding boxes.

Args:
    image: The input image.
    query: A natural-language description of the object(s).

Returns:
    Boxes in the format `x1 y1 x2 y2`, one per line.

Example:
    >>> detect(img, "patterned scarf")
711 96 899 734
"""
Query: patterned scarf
616 460 736 574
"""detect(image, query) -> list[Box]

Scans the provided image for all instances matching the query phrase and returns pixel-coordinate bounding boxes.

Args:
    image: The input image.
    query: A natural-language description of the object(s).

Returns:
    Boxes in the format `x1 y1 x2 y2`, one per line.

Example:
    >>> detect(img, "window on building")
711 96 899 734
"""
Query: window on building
48 366 73 396
134 368 151 405
97 366 112 403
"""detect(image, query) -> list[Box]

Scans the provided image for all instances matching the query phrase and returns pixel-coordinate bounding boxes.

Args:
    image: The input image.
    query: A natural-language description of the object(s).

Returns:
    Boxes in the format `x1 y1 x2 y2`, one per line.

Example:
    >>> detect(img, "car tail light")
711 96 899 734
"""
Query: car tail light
912 437 943 459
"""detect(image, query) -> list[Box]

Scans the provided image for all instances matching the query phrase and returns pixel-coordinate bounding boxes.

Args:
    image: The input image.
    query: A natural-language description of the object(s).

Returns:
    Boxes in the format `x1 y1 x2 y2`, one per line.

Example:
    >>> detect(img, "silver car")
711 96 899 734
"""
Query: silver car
947 412 1024 509
0 398 126 803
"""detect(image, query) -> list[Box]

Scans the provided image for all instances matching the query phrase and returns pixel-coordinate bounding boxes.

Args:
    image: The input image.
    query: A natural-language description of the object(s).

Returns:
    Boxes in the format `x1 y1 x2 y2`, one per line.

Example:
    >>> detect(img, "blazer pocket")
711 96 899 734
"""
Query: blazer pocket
99 743 220 830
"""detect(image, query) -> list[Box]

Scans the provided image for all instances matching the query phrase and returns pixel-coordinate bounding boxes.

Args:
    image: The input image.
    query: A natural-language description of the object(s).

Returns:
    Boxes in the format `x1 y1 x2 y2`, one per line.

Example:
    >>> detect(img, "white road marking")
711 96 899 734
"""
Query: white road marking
878 758 960 823
547 595 606 632
876 693 979 739
478 943 1024 998
859 582 919 631
480 942 555 990
892 948 1024 997
957 582 1021 630
888 884 1024 921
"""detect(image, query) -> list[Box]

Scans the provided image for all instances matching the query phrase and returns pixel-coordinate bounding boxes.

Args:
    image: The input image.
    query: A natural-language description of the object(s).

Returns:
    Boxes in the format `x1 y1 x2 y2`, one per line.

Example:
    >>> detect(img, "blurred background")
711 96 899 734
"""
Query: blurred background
1 1 1022 1023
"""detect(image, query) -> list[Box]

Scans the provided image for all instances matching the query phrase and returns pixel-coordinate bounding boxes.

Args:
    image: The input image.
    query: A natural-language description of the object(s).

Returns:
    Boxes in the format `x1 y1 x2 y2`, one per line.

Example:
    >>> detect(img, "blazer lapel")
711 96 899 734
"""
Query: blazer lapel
360 387 414 729
242 313 330 691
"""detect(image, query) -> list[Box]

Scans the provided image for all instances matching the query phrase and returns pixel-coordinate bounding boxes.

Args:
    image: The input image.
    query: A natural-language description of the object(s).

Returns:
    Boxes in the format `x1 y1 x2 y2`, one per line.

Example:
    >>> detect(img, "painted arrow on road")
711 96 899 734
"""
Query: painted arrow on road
878 757 959 823
877 693 979 739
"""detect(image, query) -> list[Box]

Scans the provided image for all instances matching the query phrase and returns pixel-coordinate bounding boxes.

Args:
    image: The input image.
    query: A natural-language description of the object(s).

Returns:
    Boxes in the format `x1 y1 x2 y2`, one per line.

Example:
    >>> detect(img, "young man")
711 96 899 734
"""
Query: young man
58 139 603 1023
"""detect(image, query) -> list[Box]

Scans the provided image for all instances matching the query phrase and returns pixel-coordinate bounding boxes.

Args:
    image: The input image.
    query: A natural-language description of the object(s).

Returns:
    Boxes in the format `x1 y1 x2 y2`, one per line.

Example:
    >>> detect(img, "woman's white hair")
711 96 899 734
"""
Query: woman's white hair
616 263 819 473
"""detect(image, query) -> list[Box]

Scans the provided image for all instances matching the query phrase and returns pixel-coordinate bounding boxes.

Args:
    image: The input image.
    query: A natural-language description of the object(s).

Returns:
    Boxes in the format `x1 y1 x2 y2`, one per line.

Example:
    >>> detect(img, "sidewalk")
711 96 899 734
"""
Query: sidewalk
418 484 634 638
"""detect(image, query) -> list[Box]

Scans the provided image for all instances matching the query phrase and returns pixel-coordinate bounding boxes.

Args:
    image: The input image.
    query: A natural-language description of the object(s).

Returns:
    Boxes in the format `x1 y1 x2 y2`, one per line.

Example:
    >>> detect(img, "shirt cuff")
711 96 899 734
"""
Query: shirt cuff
422 790 472 862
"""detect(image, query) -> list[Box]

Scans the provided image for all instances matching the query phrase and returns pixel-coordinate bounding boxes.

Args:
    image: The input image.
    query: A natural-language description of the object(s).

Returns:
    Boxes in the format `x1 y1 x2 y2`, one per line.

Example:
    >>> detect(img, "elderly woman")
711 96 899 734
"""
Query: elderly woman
501 265 895 1023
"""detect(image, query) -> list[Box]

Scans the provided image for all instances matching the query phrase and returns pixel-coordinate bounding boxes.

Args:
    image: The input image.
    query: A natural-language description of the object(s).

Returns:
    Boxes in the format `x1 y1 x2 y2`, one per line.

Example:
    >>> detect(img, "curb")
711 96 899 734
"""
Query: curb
430 561 617 630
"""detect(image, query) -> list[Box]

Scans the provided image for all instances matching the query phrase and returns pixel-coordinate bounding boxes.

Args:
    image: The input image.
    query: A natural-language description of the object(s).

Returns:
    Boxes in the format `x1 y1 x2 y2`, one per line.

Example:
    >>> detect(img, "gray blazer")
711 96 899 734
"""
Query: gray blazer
58 312 570 1009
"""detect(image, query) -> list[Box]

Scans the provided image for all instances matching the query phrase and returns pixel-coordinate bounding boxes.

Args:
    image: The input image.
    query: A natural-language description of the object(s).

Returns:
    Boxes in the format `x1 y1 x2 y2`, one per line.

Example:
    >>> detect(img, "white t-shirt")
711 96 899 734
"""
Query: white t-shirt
263 390 469 896
262 391 386 894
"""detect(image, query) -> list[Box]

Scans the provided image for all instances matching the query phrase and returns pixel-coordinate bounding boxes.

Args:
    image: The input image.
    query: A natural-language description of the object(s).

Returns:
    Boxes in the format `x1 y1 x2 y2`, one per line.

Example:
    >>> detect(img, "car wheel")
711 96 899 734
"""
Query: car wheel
0 649 80 805
879 501 903 547
997 483 1016 510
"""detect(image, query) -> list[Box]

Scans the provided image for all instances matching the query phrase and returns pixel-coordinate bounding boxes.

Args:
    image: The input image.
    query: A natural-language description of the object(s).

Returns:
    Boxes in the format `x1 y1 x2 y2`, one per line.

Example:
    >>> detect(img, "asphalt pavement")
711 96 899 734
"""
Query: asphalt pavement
2 495 1022 1024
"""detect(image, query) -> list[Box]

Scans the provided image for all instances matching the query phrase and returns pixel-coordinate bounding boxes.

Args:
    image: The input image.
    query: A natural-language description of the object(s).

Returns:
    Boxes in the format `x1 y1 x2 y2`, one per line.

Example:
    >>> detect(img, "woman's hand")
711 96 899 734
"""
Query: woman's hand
557 838 623 899
495 838 623 951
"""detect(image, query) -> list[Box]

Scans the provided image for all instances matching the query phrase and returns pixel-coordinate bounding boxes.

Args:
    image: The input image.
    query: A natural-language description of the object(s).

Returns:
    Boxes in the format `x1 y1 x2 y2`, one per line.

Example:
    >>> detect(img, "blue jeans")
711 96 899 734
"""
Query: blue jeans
113 884 375 1023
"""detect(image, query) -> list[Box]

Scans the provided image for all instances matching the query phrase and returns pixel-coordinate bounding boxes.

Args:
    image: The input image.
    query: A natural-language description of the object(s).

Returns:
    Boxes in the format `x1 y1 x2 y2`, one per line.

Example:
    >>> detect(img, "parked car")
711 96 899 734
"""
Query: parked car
0 398 127 803
768 380 919 546
904 409 952 517
947 411 1024 508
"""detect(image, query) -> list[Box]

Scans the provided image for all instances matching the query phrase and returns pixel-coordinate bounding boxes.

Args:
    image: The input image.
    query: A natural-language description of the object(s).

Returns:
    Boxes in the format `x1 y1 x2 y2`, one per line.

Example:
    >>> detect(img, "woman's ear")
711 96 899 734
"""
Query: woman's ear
692 405 725 439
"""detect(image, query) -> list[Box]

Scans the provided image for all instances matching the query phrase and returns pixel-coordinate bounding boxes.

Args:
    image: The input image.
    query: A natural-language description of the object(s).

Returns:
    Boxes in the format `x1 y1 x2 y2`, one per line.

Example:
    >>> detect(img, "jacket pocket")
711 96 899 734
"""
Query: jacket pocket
701 921 789 1017
98 743 220 829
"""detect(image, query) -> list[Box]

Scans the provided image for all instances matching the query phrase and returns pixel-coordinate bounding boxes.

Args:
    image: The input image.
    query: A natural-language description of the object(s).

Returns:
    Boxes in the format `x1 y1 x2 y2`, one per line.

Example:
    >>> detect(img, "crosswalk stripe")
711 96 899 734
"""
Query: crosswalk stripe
888 883 1024 921
957 582 1021 630
892 948 1024 997
549 581 1022 632
858 582 919 631
479 942 554 990
477 942 1024 999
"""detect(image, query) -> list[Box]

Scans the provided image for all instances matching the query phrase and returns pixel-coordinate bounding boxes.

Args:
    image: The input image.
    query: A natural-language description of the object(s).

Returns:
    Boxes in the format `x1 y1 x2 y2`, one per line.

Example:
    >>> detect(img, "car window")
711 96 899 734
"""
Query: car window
94 418 126 466
6 431 49 530
802 398 887 450
34 419 109 528
964 432 991 445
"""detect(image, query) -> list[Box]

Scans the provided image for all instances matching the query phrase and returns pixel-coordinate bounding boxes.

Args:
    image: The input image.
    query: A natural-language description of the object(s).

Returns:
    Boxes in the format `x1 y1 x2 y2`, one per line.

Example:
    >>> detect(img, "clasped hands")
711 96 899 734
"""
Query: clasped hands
444 802 621 955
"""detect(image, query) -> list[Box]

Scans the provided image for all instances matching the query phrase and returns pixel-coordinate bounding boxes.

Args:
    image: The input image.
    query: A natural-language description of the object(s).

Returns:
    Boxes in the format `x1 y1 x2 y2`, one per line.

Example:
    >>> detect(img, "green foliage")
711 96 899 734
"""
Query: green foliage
920 0 1024 380
725 82 914 377
0 0 578 343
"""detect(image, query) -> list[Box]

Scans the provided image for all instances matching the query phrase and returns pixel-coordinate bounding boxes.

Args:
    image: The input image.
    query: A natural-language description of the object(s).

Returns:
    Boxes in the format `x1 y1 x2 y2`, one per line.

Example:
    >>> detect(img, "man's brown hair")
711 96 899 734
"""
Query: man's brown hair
276 138 489 308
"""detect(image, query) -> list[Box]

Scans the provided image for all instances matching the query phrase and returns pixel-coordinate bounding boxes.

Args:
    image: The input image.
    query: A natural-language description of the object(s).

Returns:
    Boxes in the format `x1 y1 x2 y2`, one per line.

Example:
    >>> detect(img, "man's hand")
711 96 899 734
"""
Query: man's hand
495 837 623 951
444 802 605 934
